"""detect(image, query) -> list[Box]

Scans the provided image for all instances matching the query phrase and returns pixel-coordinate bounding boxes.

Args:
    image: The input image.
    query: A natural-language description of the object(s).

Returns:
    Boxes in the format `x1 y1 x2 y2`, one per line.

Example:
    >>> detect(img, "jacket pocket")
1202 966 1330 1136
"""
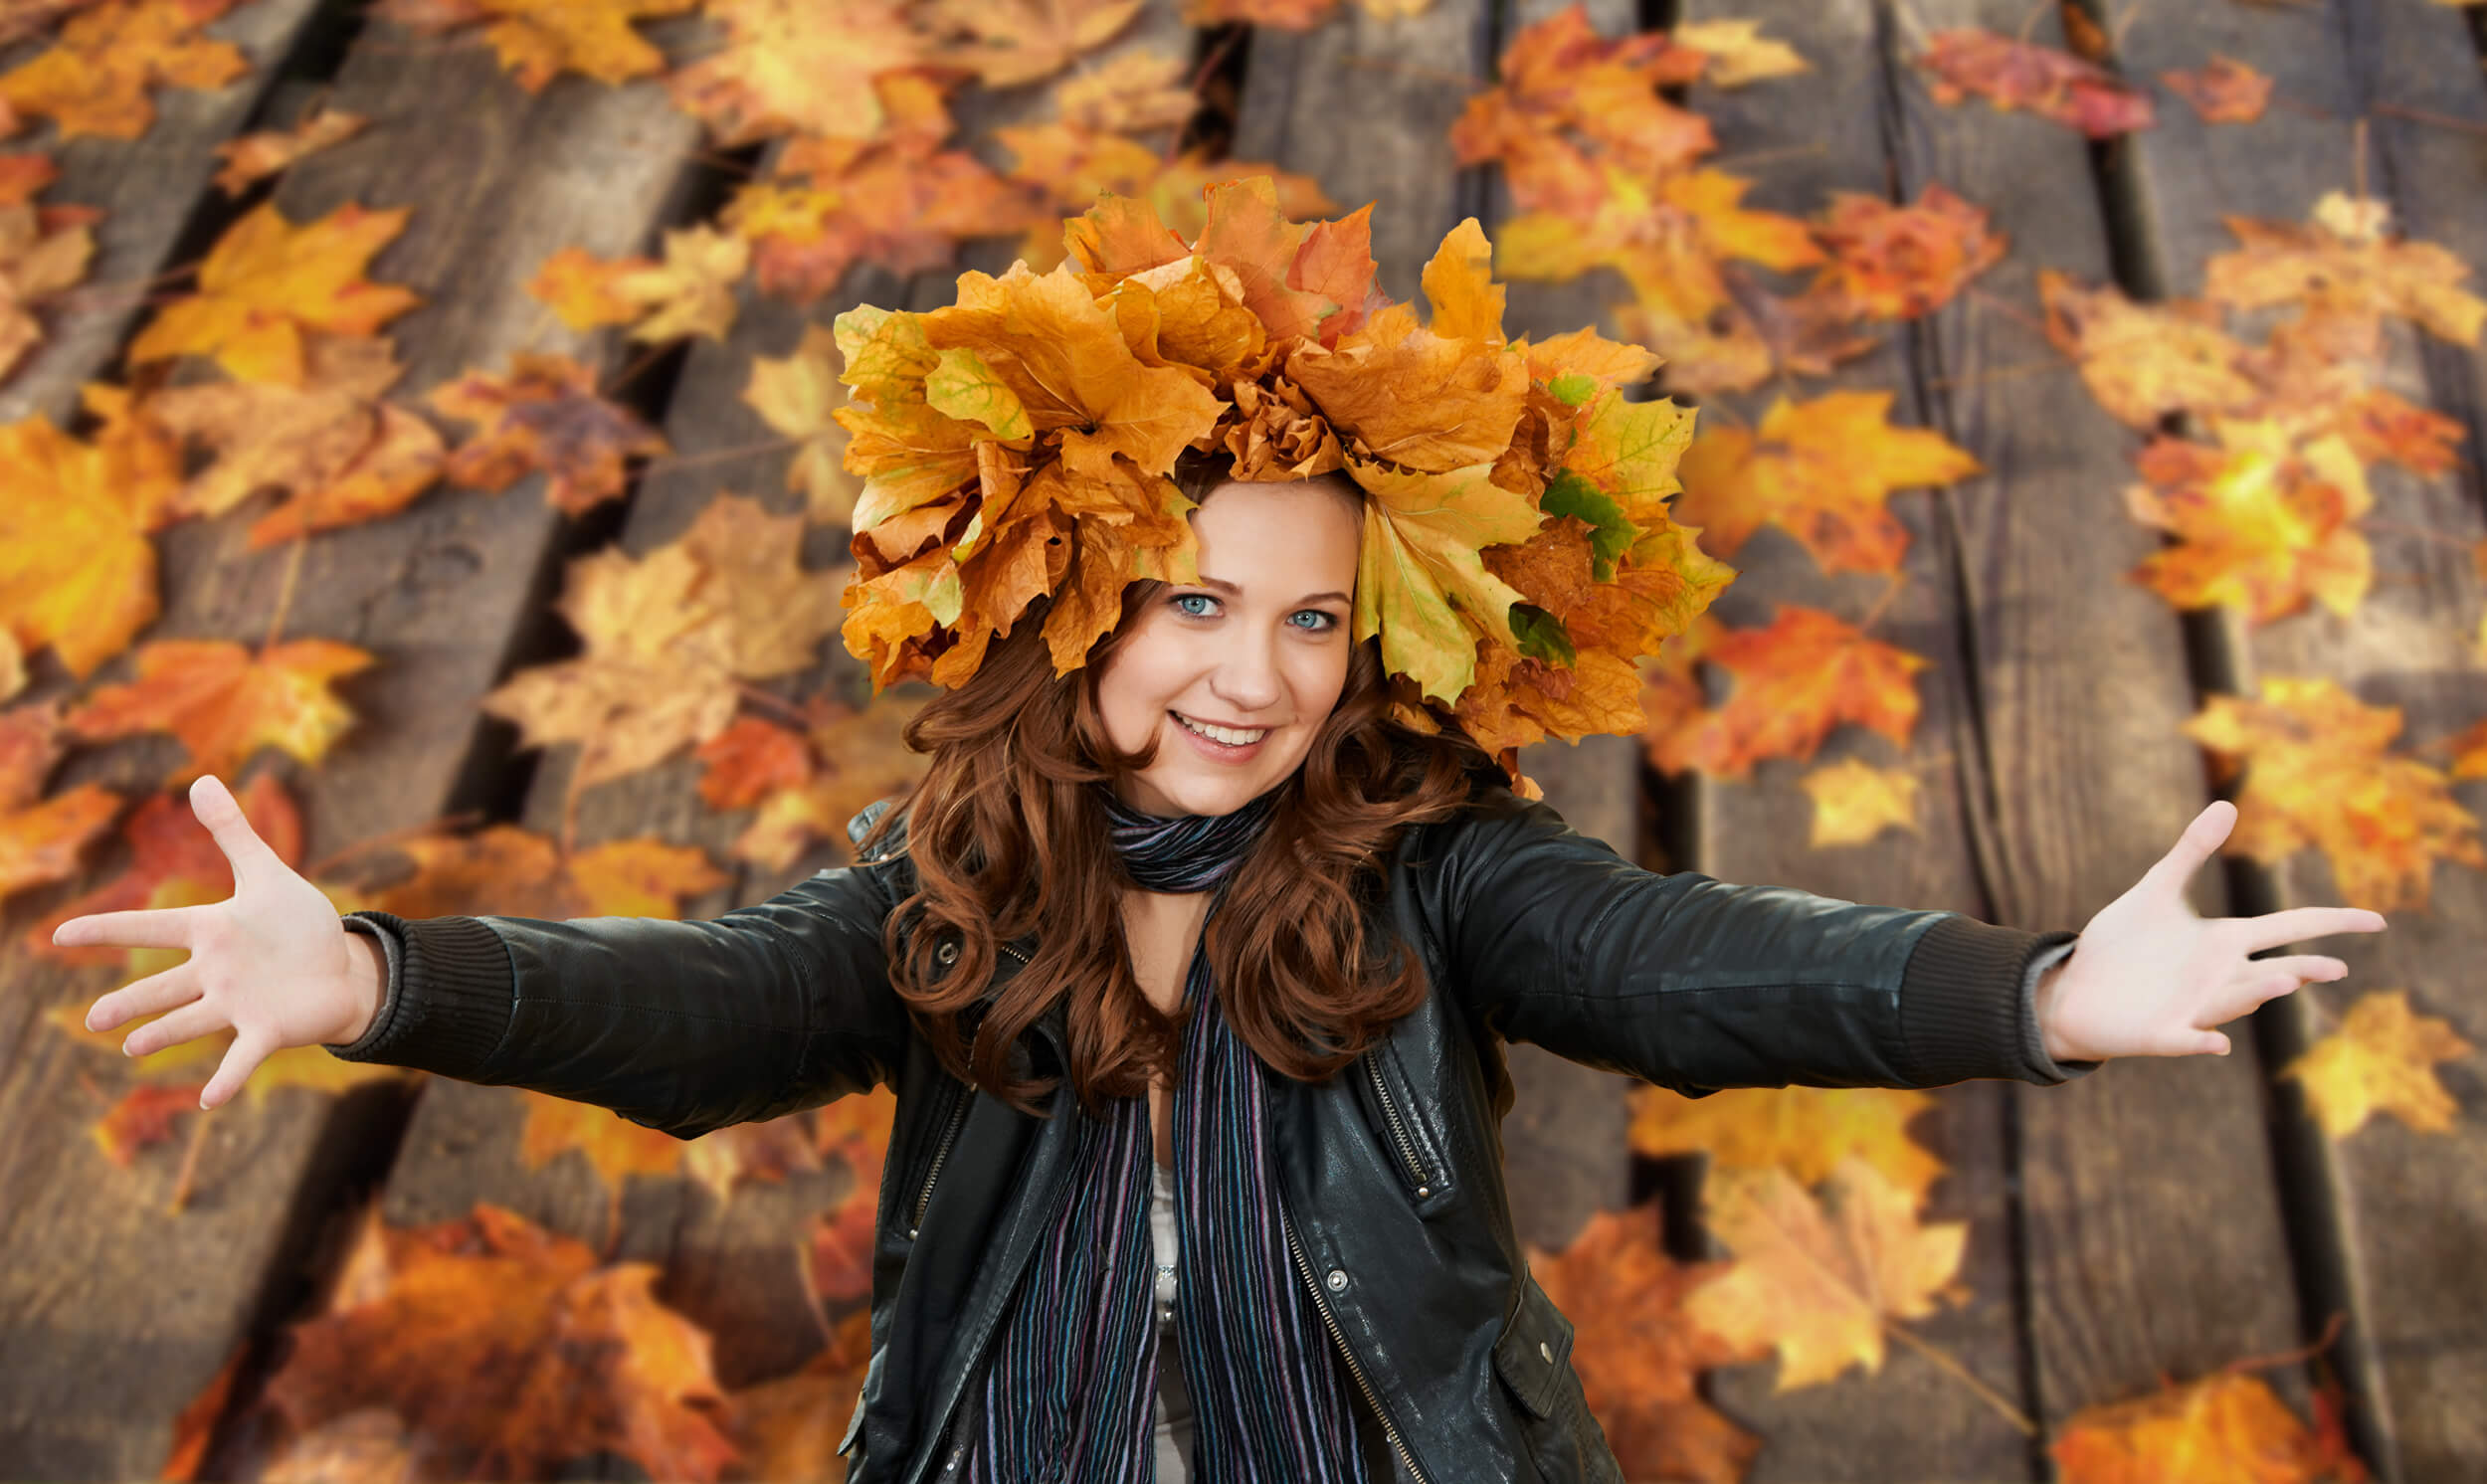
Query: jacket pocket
1493 1274 1624 1483
1356 1043 1454 1213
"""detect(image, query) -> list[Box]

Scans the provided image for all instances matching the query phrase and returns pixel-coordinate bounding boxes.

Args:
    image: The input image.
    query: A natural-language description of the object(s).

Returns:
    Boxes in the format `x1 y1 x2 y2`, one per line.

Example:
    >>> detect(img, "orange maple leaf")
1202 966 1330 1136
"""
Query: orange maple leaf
694 692 929 871
722 147 1037 305
126 201 422 385
263 1203 742 1483
428 351 670 514
1674 389 1981 574
1811 183 2006 320
2052 1368 2370 1484
0 0 249 141
90 1079 205 1166
1647 604 1929 781
2123 421 2374 626
1527 1202 1762 1484
2181 676 2486 914
2206 191 2485 350
526 224 748 340
371 0 699 91
64 637 373 785
210 104 368 194
0 697 119 904
667 0 923 145
1684 1158 1969 1391
1448 4 1711 219
2161 55 2275 124
1629 1083 1949 1207
0 403 184 677
1917 27 2157 138
2280 989 2475 1140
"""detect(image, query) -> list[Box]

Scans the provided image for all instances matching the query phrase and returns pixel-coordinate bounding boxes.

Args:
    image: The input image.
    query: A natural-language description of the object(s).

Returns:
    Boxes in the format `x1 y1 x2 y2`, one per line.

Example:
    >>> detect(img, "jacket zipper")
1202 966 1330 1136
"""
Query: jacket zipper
1364 1050 1436 1197
1280 1201 1434 1484
909 940 1030 1235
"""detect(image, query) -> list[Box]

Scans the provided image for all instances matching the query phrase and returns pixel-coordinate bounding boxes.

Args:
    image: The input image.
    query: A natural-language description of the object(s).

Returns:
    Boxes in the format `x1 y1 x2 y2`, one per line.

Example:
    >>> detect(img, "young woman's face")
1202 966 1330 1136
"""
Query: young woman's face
1094 475 1363 819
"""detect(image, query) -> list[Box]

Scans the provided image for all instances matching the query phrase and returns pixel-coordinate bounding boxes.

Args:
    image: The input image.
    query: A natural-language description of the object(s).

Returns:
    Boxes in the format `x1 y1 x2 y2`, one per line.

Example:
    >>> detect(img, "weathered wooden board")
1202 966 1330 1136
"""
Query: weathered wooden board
1879 0 2327 1458
2105 3 2487 1477
361 6 1201 1410
0 12 715 1470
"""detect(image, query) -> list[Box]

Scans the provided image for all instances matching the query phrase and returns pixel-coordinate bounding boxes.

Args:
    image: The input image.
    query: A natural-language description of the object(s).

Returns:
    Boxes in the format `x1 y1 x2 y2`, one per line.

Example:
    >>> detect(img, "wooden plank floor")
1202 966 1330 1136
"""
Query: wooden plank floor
0 0 2478 1479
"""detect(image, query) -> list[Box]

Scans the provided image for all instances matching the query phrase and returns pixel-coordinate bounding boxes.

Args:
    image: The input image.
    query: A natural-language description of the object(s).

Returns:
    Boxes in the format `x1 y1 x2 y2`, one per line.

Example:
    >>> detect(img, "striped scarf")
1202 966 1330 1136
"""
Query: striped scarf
958 784 1374 1483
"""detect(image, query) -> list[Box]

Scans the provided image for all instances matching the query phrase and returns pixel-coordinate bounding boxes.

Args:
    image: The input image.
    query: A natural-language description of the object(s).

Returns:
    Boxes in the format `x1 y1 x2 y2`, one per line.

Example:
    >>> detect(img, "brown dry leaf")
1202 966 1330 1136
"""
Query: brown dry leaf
2280 989 2475 1140
1684 1158 1970 1391
212 105 369 194
1812 183 2005 321
263 1203 741 1483
0 402 184 677
1647 604 1930 782
0 198 94 379
2160 55 2275 123
2051 1369 2371 1484
1917 26 2157 138
0 0 249 141
127 201 421 386
2122 421 2373 626
668 0 925 145
1674 17 1807 89
2206 190 2486 348
1528 1203 1762 1484
741 322 861 525
2181 675 2486 915
372 0 698 92
429 351 670 514
63 637 374 786
1627 1083 1948 1208
1799 756 1923 847
1674 389 1982 575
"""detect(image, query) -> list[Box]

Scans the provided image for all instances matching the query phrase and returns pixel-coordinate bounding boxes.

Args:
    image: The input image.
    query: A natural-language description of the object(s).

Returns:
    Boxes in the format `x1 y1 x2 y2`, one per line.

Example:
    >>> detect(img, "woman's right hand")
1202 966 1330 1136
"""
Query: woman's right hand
61 773 385 1110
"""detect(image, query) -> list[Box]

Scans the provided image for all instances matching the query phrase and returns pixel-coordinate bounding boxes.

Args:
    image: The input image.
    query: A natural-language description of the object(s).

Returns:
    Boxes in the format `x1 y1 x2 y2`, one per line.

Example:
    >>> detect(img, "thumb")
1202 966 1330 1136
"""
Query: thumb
190 774 282 890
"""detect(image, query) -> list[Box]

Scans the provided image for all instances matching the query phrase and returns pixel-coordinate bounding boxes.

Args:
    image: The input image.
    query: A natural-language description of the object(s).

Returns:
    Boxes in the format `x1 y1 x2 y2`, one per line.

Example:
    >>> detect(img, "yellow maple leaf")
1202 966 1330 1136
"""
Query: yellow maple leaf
1345 456 1541 704
2206 190 2485 348
65 638 374 785
2281 989 2474 1139
0 0 248 140
0 409 181 677
1627 1083 1948 1208
127 201 422 385
1684 1158 1969 1391
741 322 861 525
2182 676 2485 914
1674 18 1808 88
1799 756 1923 846
2123 421 2373 626
668 0 924 145
1675 390 1981 576
371 0 699 92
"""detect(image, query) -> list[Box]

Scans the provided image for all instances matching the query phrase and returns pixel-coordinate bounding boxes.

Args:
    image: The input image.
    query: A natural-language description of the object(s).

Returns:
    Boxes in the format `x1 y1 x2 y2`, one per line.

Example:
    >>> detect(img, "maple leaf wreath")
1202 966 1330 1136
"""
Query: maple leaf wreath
832 175 1737 786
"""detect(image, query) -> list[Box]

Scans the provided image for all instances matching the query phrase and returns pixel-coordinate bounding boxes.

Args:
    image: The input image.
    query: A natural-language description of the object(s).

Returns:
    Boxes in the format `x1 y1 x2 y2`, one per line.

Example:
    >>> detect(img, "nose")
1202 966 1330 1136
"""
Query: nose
1209 627 1282 713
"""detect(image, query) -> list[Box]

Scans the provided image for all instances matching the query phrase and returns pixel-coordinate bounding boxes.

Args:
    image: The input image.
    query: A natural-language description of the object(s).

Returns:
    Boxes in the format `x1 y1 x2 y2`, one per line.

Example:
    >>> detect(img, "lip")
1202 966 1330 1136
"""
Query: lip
1169 710 1271 763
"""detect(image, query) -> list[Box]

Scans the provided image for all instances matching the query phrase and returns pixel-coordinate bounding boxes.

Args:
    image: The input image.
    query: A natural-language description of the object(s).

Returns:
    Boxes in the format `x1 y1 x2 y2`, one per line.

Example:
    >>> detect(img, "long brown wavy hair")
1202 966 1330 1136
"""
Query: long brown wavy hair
855 466 1496 1116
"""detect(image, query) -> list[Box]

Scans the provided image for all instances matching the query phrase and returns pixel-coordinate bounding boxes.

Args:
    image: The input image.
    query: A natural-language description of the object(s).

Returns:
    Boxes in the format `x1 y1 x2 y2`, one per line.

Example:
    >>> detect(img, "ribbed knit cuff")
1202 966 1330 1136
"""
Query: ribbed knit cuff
1899 914 2095 1087
323 910 516 1079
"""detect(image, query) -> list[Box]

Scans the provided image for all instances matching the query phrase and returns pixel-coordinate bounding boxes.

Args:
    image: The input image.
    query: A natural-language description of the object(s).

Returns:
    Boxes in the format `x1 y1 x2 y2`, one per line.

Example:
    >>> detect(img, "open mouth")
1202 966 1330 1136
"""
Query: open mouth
1170 710 1271 751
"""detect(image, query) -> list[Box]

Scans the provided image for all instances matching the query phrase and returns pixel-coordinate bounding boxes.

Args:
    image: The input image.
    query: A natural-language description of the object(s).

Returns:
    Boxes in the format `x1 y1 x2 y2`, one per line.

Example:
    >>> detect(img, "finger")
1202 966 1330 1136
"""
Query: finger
87 962 201 1032
2236 906 2389 956
2140 800 2236 901
189 773 283 892
2205 972 2310 1028
123 996 232 1059
53 905 196 952
201 1027 273 1111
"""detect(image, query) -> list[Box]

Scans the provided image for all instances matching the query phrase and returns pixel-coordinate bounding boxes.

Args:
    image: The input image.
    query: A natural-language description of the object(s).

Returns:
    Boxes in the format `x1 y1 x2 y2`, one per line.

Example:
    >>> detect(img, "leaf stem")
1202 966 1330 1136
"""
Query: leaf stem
1883 1320 2036 1434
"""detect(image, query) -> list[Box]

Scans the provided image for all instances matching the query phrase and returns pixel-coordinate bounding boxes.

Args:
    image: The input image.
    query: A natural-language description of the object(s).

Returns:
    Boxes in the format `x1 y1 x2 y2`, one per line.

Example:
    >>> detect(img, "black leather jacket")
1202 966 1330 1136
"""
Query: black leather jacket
330 774 2095 1483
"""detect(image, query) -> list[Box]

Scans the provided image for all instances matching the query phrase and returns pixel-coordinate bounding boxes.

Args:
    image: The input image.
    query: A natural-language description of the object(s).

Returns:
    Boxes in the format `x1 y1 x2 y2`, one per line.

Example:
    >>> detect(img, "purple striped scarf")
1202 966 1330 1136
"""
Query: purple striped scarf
958 784 1372 1482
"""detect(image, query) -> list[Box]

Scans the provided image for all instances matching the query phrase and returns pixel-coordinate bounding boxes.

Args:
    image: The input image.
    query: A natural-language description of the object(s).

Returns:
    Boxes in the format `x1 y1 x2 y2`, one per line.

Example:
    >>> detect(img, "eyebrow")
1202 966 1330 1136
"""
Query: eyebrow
1195 576 1351 605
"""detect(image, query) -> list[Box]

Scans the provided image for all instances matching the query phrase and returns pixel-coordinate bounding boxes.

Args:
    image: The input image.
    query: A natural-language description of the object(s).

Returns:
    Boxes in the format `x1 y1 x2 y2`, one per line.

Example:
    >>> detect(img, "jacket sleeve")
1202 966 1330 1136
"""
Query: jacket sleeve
321 857 914 1140
1428 787 2103 1094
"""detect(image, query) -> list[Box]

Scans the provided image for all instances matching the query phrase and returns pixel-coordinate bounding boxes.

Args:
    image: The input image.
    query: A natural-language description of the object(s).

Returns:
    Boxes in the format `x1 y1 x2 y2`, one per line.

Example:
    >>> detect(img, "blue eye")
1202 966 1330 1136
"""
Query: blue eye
1290 610 1339 633
1171 594 1217 618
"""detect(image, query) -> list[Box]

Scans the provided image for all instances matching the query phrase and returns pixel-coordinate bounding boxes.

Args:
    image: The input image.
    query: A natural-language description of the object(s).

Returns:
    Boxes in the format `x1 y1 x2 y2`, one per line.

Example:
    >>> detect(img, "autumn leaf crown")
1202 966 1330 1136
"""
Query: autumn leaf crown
831 175 1737 764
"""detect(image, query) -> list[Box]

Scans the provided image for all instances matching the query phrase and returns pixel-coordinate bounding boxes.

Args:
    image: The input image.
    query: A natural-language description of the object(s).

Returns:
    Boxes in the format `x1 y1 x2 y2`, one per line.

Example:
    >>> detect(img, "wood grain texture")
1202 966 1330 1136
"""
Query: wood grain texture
0 13 711 1471
2105 4 2487 1476
1876 0 2318 1462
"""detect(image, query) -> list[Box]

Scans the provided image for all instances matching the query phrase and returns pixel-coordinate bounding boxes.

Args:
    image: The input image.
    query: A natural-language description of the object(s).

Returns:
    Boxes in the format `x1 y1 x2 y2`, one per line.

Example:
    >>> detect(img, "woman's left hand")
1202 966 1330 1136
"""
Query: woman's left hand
2034 800 2389 1063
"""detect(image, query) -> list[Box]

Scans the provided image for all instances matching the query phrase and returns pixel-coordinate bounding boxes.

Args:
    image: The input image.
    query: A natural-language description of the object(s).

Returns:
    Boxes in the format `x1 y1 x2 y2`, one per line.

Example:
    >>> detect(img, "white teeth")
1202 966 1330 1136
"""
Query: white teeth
1175 713 1269 746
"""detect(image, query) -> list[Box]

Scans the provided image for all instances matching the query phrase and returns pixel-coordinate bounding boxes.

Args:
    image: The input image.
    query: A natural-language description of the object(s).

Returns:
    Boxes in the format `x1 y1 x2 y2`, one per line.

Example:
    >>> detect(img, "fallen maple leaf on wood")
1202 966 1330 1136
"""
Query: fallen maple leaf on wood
1917 27 2157 138
1630 1082 1949 1207
0 403 184 678
1646 604 1929 782
2182 676 2486 915
2051 1368 2370 1484
212 104 369 194
0 197 95 380
263 1203 741 1483
1685 1158 1970 1391
2160 55 2274 124
0 0 249 140
1811 183 2004 321
1799 756 1922 846
127 200 422 386
428 351 670 514
740 322 861 524
372 0 698 93
64 637 374 786
526 224 749 341
2281 989 2475 1140
1528 1201 1760 1484
667 0 924 145
2207 190 2486 350
2122 421 2373 626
